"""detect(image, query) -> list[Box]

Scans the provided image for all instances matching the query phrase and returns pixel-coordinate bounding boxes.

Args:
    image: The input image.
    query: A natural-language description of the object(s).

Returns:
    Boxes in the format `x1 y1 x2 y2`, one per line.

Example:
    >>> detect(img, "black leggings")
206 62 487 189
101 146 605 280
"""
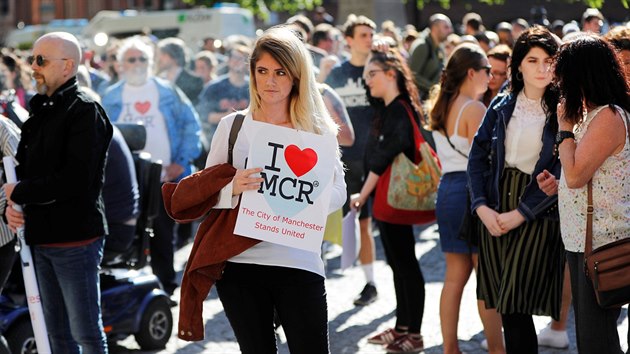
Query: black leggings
216 262 329 354
377 221 425 333
501 313 537 354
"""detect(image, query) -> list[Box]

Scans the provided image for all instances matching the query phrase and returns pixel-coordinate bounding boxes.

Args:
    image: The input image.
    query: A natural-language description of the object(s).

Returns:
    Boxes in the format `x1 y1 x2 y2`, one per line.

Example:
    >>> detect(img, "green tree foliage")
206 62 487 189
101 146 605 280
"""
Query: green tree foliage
411 0 627 9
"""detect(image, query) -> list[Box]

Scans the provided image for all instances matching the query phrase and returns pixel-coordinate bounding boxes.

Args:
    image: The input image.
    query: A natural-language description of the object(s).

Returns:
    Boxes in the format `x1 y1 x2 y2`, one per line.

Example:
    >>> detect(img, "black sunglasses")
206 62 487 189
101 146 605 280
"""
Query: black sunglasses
126 56 148 64
27 55 68 67
476 65 492 75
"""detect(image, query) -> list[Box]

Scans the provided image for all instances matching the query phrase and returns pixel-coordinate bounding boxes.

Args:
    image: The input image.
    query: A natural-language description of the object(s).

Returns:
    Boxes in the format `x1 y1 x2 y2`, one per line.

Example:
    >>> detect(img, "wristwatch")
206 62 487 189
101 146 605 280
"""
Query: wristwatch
555 131 575 145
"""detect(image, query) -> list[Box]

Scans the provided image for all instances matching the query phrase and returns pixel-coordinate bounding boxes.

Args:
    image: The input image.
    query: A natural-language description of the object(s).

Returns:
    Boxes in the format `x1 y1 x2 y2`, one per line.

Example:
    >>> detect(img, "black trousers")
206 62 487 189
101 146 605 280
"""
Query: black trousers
377 221 425 333
150 198 177 295
566 251 624 354
216 262 330 354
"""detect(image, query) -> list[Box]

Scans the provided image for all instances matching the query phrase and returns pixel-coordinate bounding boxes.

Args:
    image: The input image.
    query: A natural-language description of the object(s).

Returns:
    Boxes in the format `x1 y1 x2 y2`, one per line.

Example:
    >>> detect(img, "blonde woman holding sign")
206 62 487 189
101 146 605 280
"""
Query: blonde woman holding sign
204 26 346 354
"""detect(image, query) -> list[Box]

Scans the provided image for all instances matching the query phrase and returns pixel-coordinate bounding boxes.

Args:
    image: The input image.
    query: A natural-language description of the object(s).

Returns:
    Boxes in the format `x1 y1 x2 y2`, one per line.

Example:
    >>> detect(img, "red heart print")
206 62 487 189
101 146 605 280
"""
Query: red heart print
284 145 318 177
134 101 151 115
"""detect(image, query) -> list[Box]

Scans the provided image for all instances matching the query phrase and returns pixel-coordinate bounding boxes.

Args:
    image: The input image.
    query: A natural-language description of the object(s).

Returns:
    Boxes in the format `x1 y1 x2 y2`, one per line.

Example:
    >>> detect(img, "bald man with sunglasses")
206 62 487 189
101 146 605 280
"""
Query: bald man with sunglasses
4 32 113 354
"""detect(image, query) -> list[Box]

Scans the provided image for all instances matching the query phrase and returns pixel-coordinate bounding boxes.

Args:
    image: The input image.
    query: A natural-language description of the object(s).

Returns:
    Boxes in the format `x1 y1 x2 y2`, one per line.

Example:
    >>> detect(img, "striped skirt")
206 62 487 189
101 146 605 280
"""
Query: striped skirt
476 168 565 319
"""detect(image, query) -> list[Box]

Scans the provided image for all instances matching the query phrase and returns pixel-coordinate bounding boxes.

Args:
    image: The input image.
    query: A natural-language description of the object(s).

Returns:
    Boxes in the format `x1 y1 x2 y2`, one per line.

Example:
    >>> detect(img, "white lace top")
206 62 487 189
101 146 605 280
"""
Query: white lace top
505 91 546 175
559 105 630 252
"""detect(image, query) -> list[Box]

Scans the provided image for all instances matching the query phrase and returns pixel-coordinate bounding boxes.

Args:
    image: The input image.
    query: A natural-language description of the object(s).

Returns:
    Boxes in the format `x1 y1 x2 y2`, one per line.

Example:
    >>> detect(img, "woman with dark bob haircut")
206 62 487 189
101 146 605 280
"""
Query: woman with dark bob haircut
537 35 630 354
467 26 565 353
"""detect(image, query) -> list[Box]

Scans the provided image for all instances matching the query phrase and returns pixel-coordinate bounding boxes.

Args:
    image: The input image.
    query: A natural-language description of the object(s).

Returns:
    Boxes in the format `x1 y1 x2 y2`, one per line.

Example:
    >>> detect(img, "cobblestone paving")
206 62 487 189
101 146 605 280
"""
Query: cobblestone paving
111 224 629 353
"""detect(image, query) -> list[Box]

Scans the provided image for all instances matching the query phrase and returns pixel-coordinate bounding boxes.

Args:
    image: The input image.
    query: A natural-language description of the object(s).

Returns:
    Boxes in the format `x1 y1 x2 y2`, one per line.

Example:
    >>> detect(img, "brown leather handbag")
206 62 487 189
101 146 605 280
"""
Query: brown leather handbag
583 178 630 309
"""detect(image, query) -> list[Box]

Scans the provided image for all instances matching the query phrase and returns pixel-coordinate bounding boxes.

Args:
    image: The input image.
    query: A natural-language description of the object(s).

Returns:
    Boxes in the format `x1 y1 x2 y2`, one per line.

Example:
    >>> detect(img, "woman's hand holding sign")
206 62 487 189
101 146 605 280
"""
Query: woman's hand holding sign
232 168 264 196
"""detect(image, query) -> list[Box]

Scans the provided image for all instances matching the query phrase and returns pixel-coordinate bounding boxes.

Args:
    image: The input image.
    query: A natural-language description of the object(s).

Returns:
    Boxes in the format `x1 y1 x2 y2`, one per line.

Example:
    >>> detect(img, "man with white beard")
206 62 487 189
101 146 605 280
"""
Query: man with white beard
101 36 200 303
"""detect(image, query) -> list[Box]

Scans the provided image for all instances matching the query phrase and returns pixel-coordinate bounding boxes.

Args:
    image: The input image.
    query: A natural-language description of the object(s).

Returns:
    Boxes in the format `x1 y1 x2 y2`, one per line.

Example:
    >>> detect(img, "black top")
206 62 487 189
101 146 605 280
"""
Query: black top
325 60 375 161
103 125 139 223
12 77 113 245
365 95 418 176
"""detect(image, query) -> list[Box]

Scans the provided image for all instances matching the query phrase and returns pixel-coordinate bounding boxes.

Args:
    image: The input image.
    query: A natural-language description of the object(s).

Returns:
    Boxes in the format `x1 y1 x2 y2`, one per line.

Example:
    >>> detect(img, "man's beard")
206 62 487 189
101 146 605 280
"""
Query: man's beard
125 67 149 86
33 74 48 95
36 83 48 95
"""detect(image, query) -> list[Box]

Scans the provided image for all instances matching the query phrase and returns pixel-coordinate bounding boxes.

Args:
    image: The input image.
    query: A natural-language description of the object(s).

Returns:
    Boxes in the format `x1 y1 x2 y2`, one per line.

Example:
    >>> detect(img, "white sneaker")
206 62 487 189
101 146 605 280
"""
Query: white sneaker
481 339 488 351
537 325 569 349
481 335 505 351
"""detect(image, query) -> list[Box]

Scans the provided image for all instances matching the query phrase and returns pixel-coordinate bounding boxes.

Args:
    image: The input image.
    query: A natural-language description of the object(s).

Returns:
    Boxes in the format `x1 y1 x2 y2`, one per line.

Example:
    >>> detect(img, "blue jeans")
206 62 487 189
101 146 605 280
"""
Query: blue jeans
34 238 108 354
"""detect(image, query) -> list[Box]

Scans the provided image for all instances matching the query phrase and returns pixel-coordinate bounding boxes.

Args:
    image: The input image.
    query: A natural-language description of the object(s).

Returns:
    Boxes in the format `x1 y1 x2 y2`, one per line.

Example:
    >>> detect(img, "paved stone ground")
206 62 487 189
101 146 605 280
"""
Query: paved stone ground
111 224 629 353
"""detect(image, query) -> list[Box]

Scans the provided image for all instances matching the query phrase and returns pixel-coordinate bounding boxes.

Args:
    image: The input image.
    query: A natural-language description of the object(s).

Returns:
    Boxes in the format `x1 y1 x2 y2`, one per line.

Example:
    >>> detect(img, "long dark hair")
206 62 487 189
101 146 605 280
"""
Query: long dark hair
365 47 424 135
428 43 487 131
554 35 630 124
366 47 423 116
509 26 560 118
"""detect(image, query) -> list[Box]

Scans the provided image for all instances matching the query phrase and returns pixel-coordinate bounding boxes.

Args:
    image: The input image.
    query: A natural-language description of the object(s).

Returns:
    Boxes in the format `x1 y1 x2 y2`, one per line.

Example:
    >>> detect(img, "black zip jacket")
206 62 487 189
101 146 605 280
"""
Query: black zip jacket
12 77 113 245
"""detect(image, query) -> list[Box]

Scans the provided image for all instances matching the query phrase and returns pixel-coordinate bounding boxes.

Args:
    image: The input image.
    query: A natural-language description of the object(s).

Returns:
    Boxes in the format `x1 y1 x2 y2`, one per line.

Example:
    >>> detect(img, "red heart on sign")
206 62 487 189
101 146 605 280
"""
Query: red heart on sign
284 145 318 177
134 101 151 115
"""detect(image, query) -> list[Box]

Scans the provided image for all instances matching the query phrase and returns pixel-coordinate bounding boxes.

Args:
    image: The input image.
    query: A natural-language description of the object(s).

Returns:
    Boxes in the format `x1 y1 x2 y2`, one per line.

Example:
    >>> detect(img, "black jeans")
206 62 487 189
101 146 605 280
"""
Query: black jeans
566 251 623 354
377 221 425 333
216 262 329 354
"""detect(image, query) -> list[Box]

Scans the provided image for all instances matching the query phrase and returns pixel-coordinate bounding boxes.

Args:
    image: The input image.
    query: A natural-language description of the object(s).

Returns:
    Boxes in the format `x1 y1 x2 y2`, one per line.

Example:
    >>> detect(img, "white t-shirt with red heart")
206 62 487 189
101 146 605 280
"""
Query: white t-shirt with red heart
118 80 171 170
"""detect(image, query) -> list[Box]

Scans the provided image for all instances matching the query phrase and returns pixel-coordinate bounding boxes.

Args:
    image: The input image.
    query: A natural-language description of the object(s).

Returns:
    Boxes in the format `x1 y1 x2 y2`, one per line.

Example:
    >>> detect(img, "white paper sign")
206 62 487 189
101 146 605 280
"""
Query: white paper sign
234 121 337 253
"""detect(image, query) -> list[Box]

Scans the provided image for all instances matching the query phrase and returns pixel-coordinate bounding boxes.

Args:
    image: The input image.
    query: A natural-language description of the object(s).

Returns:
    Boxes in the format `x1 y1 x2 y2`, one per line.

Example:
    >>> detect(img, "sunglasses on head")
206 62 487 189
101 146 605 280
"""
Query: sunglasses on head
126 56 148 64
27 55 68 67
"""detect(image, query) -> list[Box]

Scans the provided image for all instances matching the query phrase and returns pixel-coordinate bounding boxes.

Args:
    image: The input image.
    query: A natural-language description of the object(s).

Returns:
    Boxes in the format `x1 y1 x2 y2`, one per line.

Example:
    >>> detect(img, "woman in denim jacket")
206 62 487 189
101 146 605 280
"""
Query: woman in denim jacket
467 26 564 354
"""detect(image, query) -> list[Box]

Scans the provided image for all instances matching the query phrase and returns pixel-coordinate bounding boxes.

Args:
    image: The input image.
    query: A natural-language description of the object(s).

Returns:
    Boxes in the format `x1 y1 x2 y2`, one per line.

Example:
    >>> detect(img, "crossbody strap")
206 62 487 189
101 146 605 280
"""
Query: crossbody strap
585 107 630 255
399 99 422 163
443 131 469 159
227 114 245 165
442 101 474 159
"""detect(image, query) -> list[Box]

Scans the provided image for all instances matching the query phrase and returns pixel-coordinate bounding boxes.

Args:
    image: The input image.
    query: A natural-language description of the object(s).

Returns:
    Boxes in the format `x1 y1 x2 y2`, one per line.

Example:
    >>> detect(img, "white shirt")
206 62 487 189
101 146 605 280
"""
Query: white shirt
505 91 546 175
205 112 347 277
118 81 171 171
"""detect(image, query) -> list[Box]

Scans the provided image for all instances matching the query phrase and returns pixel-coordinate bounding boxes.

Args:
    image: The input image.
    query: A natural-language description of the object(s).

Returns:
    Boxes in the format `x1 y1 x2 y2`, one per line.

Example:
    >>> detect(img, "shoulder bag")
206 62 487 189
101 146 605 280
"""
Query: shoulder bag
372 100 440 225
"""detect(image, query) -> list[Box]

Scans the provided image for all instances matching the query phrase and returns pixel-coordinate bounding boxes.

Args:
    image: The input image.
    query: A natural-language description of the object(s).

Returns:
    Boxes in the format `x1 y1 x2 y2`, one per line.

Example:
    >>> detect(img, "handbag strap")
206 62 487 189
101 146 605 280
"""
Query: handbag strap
585 180 594 255
398 99 422 164
227 113 245 165
585 107 630 256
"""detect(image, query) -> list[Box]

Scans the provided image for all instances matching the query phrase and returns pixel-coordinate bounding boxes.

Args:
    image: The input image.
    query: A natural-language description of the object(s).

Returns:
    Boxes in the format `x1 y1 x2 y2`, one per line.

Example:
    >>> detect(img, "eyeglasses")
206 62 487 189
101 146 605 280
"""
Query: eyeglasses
363 69 385 81
125 56 148 64
476 65 492 75
27 55 69 67
490 70 507 78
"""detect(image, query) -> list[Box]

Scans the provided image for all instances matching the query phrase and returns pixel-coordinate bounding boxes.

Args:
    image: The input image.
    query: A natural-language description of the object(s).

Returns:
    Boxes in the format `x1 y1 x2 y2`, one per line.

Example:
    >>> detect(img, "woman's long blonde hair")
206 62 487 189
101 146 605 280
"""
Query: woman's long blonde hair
248 26 338 136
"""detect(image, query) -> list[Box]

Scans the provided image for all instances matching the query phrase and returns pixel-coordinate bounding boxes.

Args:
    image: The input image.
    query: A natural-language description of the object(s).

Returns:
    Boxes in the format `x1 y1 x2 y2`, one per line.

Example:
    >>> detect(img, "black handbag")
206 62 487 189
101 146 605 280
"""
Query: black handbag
458 193 479 248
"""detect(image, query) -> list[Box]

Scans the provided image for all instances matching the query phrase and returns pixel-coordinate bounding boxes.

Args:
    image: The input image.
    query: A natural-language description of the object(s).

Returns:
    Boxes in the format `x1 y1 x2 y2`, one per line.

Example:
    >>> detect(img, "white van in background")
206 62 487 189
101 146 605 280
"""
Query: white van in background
83 5 256 52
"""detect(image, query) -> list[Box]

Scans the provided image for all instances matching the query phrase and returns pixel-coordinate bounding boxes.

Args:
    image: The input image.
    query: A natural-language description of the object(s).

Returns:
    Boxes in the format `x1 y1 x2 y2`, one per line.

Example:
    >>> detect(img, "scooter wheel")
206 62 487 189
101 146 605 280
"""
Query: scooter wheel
0 335 11 354
135 297 173 350
5 318 36 354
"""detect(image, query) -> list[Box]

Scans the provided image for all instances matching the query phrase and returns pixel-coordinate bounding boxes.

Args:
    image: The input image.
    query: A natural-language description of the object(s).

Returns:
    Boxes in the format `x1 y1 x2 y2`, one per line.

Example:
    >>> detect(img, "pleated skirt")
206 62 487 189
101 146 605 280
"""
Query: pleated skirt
476 168 565 319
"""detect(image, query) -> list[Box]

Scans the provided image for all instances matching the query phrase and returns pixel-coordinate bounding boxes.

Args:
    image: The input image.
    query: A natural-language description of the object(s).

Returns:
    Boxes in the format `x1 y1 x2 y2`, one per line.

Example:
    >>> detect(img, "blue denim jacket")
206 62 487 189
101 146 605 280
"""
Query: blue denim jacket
102 77 201 181
467 92 560 221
